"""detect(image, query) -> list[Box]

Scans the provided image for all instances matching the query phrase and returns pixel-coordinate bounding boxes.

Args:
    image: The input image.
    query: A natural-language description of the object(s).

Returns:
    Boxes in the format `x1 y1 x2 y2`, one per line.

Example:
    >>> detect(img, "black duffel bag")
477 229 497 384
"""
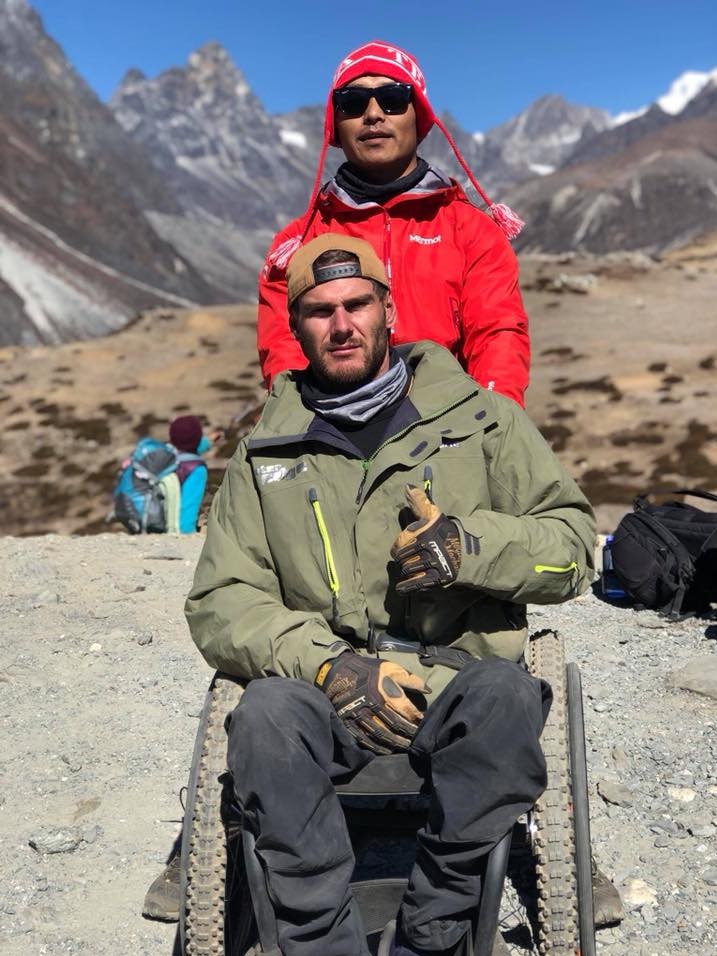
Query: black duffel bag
610 488 717 618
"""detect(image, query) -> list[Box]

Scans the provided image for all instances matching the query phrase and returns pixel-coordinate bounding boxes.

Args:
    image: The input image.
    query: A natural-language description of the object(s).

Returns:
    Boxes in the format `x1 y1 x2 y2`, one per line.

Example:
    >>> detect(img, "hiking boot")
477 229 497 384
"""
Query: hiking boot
592 862 624 927
142 853 181 922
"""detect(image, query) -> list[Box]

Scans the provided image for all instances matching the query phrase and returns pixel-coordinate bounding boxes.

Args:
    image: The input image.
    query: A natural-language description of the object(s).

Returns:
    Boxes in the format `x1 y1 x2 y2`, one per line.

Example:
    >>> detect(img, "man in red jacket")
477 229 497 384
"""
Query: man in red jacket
258 40 530 406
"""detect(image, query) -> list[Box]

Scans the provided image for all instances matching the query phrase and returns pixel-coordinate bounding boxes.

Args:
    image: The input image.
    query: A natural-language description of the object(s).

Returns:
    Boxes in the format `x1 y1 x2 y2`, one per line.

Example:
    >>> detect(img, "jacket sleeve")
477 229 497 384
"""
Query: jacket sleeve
457 209 530 407
185 445 350 682
450 401 596 604
257 226 309 390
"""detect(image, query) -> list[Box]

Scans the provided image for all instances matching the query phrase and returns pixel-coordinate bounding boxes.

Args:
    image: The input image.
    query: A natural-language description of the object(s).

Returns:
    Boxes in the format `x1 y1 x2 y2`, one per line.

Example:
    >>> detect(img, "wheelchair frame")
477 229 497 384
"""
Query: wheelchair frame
179 630 595 956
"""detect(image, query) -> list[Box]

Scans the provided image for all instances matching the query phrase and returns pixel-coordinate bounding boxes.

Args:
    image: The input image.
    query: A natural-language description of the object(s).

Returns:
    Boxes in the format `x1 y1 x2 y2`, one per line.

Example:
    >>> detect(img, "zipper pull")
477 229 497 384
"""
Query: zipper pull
356 460 370 505
423 465 433 502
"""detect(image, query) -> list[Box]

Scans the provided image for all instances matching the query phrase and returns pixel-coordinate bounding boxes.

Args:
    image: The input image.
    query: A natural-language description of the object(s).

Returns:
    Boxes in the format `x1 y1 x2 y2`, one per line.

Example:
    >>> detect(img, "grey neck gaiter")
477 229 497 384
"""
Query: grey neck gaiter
301 354 409 424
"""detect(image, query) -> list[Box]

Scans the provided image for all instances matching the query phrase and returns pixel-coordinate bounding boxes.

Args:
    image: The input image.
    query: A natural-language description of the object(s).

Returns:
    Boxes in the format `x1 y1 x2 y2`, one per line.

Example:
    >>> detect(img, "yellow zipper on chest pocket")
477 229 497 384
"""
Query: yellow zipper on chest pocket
309 488 340 597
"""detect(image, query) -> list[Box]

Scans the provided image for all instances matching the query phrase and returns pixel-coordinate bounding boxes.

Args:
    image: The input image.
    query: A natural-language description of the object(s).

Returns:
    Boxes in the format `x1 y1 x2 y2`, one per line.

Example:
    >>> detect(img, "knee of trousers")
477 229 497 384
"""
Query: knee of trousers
449 657 535 705
226 677 331 759
414 658 545 751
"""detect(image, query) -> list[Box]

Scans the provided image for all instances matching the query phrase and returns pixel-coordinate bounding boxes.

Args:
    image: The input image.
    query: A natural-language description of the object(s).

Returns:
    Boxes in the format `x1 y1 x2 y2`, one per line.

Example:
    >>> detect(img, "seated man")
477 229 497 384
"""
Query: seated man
185 235 596 956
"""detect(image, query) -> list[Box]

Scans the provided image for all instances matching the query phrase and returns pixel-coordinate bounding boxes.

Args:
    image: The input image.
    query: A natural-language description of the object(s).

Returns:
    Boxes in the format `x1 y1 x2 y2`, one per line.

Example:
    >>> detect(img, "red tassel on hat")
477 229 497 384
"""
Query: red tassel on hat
433 117 525 240
267 132 330 269
488 203 525 240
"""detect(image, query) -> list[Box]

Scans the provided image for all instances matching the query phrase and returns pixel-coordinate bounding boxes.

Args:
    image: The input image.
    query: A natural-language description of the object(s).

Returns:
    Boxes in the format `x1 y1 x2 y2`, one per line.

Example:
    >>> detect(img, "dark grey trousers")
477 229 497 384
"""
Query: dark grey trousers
227 659 551 956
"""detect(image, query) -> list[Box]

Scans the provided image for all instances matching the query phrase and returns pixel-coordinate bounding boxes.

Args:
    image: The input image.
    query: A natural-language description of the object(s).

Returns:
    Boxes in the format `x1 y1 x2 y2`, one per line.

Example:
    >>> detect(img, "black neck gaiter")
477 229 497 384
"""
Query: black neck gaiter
335 157 429 205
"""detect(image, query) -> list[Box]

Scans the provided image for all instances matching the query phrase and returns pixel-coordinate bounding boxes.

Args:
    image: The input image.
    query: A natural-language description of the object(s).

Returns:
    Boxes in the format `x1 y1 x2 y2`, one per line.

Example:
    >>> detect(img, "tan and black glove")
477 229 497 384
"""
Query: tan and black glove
391 484 462 593
315 652 430 755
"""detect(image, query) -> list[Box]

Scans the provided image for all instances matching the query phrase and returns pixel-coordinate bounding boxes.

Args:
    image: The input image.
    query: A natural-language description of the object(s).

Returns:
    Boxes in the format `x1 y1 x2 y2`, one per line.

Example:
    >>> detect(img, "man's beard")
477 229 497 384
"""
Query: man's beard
300 316 390 392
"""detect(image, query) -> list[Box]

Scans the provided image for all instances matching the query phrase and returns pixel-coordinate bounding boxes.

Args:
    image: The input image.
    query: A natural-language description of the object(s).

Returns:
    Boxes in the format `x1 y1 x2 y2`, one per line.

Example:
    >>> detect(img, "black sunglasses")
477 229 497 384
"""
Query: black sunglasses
332 83 413 118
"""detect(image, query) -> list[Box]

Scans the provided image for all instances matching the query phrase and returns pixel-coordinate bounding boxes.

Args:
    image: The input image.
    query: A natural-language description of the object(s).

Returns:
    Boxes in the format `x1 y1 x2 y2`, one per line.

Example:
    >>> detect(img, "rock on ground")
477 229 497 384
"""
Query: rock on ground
1 533 716 955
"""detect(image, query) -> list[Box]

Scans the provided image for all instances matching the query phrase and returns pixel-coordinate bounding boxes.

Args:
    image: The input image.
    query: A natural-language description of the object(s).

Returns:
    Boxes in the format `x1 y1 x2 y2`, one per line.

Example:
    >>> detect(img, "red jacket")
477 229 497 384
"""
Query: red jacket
257 167 529 406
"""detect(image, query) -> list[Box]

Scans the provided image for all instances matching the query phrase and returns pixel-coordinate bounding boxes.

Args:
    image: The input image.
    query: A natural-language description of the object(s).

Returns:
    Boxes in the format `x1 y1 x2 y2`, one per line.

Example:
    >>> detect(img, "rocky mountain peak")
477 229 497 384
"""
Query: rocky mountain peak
111 43 263 141
487 94 611 171
1 0 35 24
119 67 147 87
186 41 252 100
0 0 76 88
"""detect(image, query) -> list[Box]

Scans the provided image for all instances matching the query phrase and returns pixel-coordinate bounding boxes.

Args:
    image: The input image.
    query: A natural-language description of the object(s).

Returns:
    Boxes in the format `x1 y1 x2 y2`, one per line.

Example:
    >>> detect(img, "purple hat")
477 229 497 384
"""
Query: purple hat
169 415 203 453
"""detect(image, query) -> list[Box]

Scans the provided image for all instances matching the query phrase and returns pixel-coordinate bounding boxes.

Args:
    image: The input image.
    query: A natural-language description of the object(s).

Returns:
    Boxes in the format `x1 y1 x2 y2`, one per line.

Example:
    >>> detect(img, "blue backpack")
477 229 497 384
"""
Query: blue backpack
113 438 202 534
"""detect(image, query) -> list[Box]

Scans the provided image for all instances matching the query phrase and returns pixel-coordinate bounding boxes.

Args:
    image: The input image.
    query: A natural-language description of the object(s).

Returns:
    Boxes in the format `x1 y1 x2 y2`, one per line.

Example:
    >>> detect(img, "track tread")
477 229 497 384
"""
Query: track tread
528 631 579 955
183 675 244 956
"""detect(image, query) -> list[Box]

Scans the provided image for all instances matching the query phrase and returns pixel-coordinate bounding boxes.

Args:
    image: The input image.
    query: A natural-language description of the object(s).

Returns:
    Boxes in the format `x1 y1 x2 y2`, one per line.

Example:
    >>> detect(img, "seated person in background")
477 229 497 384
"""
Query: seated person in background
258 40 530 406
112 415 213 536
185 235 596 956
168 415 211 533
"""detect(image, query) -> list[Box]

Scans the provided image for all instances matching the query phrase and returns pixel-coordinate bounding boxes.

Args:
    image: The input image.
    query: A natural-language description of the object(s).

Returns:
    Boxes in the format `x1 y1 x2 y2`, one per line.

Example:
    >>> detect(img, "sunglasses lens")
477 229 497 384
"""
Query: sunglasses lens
375 86 412 113
334 88 371 117
334 84 412 117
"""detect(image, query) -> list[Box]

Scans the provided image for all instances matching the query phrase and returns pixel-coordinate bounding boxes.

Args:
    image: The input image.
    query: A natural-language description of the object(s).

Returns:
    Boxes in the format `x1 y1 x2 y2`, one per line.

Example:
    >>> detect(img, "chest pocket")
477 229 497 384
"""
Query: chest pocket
420 440 492 516
255 464 366 635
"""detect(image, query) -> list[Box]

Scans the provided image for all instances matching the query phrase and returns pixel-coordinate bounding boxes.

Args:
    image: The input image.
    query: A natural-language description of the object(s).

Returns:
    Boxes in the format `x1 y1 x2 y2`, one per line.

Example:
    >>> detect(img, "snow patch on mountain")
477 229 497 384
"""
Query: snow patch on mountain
529 163 555 176
657 68 717 115
0 233 128 342
280 129 307 149
612 106 648 127
611 67 717 127
0 194 196 305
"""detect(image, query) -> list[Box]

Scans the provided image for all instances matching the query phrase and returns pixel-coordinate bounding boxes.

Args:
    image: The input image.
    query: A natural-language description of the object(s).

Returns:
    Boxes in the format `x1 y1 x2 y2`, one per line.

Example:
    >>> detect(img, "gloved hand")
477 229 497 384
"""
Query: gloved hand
315 652 430 755
391 485 461 593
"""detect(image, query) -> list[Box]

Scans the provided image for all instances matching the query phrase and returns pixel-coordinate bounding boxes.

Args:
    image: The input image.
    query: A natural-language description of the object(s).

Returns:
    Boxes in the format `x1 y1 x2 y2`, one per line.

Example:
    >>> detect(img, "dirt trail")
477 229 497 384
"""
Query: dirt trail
2 533 716 955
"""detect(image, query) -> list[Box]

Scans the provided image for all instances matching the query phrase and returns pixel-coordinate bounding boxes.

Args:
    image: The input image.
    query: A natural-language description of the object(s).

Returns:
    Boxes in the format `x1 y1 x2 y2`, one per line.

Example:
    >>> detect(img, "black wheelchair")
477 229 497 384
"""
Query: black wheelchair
179 630 596 956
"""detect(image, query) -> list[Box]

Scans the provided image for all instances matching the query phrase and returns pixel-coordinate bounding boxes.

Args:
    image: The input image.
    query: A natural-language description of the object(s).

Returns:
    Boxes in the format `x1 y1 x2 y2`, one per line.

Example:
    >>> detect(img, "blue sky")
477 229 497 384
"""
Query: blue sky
31 0 717 132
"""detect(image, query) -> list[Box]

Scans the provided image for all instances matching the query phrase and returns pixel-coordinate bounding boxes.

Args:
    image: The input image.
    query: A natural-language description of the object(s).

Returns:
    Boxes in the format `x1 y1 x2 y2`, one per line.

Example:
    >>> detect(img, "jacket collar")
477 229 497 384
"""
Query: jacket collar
246 342 482 454
318 164 466 214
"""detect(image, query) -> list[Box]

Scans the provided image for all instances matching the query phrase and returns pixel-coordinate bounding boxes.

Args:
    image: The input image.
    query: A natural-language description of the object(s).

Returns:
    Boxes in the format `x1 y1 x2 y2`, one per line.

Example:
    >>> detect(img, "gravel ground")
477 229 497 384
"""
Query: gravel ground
1 533 715 955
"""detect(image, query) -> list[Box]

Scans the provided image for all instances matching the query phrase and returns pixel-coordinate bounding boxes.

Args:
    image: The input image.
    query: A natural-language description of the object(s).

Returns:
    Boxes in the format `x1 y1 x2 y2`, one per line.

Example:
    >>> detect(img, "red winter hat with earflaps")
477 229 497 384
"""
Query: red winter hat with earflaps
267 40 524 271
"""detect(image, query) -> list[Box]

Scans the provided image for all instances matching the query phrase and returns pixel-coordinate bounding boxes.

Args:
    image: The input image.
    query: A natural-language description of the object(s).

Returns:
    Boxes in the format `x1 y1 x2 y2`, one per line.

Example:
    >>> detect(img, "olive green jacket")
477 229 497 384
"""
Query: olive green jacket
186 342 596 697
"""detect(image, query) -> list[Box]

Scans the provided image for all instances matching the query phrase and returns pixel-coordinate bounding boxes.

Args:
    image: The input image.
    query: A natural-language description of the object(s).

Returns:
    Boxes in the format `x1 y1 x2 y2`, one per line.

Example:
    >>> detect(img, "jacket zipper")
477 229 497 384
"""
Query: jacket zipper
354 391 478 505
309 489 340 605
383 209 393 284
533 562 578 574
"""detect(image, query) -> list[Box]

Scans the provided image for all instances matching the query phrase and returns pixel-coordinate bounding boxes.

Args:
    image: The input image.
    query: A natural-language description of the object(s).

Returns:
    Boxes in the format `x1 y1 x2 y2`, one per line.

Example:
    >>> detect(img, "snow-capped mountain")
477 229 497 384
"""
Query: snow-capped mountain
507 68 717 254
656 68 717 115
611 68 717 128
1 0 716 346
567 67 717 166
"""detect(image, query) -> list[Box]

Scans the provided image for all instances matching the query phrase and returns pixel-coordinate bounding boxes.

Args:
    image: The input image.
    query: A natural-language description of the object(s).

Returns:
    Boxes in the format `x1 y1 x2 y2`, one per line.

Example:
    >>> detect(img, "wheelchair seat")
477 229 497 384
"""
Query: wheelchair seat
335 752 424 797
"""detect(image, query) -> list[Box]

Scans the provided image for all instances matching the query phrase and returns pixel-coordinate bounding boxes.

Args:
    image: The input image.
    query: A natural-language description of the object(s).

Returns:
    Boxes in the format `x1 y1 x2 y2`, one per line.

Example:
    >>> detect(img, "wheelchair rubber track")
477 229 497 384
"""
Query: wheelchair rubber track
528 631 579 955
181 674 244 956
567 663 596 956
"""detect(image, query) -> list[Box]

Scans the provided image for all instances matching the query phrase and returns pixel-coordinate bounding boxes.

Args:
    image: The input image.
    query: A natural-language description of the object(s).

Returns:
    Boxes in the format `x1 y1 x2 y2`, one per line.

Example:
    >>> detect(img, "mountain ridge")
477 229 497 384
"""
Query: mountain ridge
1 0 716 345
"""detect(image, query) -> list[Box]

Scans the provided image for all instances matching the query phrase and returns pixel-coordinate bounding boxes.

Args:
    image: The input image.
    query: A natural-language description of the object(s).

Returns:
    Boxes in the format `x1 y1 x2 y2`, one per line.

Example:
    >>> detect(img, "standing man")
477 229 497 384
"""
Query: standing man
258 41 530 406
188 235 596 955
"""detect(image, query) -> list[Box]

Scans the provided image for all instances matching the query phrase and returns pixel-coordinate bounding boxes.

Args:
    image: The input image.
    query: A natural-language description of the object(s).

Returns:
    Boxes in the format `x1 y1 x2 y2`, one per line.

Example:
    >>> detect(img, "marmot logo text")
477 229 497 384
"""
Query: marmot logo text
409 234 442 245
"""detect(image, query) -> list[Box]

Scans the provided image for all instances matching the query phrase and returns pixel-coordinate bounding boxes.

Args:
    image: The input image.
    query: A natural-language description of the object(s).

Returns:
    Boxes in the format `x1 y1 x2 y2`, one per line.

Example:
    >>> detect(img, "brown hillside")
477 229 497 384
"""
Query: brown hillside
1 247 716 536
